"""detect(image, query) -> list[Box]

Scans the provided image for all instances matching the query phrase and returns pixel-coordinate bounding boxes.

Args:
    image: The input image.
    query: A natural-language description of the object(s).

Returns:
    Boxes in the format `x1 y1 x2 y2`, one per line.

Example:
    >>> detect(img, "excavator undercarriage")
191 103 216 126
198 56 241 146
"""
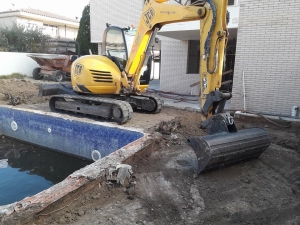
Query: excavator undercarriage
39 84 163 124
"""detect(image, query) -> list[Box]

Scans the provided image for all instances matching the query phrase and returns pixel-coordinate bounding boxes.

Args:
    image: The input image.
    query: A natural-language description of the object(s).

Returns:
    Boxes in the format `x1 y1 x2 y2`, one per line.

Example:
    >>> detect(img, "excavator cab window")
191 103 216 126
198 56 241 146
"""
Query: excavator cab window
102 26 129 71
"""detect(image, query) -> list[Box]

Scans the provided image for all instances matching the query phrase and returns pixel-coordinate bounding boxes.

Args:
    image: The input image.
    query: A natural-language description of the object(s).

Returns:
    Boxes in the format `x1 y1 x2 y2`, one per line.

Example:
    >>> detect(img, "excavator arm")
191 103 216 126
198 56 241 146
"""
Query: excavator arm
122 0 271 174
122 0 227 112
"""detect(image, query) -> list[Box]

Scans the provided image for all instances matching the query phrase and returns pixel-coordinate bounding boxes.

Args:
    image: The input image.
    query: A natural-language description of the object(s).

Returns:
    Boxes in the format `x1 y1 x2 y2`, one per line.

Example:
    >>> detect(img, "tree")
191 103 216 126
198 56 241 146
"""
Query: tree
0 23 50 53
76 4 98 55
0 30 9 51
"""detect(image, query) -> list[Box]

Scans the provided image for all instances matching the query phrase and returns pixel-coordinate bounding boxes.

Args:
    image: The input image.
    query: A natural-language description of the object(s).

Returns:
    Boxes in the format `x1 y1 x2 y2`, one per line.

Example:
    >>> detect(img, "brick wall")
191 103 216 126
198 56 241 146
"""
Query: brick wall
232 0 300 115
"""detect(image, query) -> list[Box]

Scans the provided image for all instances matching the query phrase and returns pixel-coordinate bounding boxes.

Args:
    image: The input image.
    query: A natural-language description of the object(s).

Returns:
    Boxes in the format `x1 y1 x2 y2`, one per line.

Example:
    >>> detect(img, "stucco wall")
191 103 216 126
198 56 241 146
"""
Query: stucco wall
17 17 43 27
231 0 300 115
0 15 78 39
0 17 17 27
0 52 39 76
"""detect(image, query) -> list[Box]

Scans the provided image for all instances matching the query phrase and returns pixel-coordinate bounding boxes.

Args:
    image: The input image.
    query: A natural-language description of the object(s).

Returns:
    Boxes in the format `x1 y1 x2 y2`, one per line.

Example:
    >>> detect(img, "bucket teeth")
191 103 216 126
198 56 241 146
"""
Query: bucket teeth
187 128 271 174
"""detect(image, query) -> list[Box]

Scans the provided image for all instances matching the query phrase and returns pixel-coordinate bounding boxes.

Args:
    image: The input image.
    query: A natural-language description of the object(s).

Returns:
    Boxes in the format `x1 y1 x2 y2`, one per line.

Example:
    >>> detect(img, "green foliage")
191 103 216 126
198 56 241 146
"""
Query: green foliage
0 73 26 79
0 30 9 51
0 23 50 53
76 4 98 55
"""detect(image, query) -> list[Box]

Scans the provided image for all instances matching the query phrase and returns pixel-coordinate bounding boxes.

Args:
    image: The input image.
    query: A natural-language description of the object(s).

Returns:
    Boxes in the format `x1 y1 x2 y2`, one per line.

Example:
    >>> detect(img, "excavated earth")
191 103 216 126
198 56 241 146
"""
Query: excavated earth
0 78 300 225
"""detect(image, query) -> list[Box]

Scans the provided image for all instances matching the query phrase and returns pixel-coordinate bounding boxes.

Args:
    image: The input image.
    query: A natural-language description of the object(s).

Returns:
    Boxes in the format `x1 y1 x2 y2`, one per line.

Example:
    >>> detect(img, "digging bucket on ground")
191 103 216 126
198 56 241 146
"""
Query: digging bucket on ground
187 127 271 173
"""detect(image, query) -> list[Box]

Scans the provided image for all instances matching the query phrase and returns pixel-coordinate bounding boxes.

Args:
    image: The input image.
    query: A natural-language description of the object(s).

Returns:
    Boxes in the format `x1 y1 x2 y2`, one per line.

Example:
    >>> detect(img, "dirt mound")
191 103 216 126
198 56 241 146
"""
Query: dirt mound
0 78 47 105
155 115 206 146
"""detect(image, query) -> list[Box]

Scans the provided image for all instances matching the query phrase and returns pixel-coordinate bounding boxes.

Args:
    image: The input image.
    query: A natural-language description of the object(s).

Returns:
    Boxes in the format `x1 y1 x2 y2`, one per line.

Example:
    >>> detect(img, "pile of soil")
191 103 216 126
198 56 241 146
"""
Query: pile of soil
0 78 48 106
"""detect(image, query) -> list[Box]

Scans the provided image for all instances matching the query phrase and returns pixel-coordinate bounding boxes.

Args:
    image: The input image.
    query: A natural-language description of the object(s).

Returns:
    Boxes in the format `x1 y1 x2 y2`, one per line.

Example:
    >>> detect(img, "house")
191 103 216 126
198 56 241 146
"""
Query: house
0 8 80 76
90 0 300 117
0 8 79 40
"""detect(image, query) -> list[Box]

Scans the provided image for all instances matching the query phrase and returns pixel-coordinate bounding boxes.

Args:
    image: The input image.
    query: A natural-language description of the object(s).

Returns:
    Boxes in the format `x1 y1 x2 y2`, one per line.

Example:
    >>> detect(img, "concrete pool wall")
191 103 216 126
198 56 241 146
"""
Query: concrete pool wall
0 106 144 161
0 105 159 224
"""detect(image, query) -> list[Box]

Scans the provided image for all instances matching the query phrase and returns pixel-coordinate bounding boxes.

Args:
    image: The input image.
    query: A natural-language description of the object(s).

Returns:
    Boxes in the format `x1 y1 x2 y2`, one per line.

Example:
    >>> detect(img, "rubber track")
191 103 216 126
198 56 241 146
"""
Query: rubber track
49 94 133 124
139 94 164 114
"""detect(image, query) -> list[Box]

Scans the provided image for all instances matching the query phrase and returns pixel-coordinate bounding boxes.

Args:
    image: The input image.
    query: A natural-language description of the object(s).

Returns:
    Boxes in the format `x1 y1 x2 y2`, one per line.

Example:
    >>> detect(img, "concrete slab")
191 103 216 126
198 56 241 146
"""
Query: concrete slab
148 80 231 112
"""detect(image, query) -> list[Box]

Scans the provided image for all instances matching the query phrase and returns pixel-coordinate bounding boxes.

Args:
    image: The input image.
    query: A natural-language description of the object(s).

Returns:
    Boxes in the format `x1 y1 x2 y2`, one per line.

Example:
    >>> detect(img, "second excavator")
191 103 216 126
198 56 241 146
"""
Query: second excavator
39 0 271 173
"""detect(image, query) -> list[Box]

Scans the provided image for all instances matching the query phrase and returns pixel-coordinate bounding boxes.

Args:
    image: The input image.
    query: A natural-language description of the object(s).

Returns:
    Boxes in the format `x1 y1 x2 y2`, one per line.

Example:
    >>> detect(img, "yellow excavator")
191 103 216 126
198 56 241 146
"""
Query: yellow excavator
39 0 271 173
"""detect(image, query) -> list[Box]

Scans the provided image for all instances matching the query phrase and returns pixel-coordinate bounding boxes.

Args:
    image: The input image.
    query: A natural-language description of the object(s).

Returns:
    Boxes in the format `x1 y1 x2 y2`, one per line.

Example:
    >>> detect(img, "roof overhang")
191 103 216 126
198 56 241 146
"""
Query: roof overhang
0 11 79 28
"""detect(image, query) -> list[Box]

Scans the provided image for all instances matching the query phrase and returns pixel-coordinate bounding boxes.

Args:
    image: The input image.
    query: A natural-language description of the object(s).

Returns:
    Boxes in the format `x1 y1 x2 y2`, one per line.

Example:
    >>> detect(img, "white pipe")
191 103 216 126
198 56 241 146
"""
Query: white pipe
291 106 299 117
242 71 246 111
235 111 300 122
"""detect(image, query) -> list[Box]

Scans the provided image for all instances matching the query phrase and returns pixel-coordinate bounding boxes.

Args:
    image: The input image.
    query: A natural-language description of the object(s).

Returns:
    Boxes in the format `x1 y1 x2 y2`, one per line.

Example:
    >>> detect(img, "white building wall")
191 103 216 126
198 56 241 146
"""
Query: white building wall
231 0 300 115
0 17 17 27
159 36 199 94
0 14 78 39
0 52 39 76
17 17 43 28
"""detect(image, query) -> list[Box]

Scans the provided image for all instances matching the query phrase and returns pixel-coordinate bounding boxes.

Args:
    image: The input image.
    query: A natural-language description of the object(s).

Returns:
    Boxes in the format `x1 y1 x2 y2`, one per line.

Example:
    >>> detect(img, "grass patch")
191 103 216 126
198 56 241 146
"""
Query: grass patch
0 73 26 79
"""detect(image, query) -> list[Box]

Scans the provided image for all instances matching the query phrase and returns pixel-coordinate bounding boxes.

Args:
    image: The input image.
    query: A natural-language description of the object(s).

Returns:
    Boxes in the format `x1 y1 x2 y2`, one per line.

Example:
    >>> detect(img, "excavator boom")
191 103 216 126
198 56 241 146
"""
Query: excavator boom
124 0 270 173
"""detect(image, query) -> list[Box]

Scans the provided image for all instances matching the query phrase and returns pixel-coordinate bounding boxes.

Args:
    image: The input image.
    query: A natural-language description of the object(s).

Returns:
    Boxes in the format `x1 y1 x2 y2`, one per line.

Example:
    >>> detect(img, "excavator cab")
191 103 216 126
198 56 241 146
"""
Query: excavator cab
102 26 152 86
102 26 129 71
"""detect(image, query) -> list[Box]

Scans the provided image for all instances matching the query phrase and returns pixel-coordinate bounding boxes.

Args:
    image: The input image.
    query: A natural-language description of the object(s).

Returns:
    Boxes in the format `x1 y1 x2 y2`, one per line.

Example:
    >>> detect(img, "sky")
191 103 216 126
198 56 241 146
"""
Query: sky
1 0 90 20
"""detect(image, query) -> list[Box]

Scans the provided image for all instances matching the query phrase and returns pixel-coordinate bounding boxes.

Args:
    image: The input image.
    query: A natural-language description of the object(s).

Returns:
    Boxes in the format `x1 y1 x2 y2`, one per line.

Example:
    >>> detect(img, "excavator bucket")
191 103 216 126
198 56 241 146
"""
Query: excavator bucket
187 127 271 174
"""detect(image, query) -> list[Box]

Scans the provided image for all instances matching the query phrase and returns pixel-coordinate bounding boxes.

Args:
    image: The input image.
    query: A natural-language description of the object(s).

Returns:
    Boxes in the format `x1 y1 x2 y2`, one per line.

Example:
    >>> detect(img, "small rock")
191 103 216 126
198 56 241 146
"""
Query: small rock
127 187 135 195
264 125 268 128
170 133 178 140
92 193 101 199
77 210 85 216
64 212 72 218
127 195 134 200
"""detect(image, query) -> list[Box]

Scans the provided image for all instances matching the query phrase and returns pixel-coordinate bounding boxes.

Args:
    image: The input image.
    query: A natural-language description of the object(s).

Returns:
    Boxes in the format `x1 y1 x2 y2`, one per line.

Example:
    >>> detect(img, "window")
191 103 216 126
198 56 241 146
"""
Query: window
43 24 58 37
191 0 235 5
187 40 200 74
190 0 205 5
228 0 235 5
